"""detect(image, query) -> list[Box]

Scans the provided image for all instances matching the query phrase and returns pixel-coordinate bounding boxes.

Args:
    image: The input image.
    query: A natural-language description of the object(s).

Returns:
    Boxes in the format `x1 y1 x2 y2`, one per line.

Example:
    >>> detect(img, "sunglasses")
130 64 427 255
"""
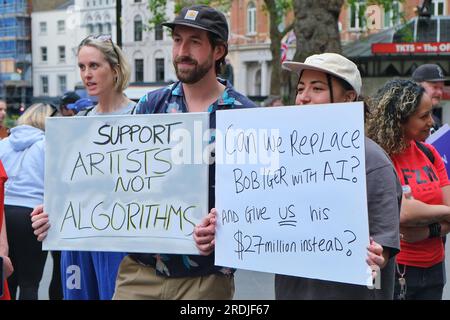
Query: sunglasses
79 34 120 64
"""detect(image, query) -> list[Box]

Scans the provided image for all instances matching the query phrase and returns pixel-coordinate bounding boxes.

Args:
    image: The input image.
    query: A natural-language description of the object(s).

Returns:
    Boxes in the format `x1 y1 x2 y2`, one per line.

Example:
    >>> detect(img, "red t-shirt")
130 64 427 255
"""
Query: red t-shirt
392 140 450 267
0 160 10 300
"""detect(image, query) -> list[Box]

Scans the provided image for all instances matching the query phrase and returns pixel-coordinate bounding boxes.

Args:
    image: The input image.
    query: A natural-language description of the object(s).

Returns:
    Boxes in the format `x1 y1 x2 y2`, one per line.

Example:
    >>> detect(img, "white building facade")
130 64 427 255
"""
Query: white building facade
32 5 81 97
121 0 175 85
32 0 175 99
77 0 116 44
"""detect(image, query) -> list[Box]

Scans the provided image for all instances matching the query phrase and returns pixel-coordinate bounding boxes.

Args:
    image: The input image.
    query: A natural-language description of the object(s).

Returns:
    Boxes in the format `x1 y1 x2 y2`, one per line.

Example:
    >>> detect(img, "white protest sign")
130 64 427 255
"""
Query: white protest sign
215 102 371 286
44 113 209 254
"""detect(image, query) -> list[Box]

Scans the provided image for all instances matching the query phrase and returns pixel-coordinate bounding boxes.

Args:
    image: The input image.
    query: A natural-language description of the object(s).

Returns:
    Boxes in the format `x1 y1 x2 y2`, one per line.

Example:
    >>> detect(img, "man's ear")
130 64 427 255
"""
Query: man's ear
213 44 226 62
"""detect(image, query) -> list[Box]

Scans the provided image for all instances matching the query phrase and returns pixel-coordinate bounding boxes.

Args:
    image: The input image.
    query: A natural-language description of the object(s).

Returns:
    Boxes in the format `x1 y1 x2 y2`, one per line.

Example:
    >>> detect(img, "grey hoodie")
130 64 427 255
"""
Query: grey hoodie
0 125 45 208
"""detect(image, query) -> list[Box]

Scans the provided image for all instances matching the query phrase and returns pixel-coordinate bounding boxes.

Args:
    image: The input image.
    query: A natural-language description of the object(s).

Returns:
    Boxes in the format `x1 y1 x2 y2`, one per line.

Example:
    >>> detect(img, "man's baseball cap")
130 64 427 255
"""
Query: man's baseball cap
60 91 80 106
412 64 446 82
162 5 228 42
282 53 362 96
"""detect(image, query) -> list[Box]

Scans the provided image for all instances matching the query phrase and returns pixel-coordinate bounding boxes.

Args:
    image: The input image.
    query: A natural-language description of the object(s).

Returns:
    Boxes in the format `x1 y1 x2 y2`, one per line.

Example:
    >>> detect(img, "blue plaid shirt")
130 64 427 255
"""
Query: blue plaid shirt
131 78 257 277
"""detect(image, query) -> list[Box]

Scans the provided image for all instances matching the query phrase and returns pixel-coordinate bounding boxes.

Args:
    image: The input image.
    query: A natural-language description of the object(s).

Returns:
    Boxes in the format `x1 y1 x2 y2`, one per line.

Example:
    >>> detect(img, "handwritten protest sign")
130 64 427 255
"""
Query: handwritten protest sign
426 123 450 173
215 102 371 286
43 113 209 254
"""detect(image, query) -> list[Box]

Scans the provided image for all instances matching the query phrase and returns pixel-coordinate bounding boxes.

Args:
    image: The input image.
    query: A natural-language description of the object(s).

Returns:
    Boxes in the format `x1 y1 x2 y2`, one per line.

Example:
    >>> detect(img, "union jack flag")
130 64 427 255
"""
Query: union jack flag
281 30 296 63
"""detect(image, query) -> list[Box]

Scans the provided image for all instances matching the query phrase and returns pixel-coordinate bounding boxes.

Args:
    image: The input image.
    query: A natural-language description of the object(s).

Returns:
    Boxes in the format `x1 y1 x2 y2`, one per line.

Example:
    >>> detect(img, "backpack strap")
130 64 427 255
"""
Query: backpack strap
415 140 435 164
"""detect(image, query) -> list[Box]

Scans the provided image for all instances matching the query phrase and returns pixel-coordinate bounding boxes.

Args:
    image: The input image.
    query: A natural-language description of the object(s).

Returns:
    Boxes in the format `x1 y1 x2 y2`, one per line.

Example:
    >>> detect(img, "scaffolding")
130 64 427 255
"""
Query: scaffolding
0 0 32 112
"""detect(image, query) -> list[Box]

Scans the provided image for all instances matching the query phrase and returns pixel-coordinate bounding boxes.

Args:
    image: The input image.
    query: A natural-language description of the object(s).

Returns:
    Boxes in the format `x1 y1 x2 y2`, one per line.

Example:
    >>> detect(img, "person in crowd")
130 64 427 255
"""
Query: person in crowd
30 34 134 300
0 103 53 300
263 95 283 107
412 64 446 134
0 100 9 139
367 79 450 300
0 159 13 300
195 53 402 300
106 4 256 300
57 91 81 117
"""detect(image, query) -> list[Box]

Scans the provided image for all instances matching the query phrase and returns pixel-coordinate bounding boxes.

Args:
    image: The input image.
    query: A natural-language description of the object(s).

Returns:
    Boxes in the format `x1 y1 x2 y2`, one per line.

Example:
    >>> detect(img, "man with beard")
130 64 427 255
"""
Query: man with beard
113 5 256 300
412 64 447 136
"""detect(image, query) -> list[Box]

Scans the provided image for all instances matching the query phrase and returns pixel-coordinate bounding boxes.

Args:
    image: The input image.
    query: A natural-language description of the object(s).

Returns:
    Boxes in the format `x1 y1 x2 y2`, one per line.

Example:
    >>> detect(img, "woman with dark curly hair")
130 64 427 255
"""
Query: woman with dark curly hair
367 79 450 300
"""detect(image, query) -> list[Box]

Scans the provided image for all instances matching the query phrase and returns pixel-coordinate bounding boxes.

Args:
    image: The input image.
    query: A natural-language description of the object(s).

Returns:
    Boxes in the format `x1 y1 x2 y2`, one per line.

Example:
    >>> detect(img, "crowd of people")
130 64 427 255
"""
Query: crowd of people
0 4 449 300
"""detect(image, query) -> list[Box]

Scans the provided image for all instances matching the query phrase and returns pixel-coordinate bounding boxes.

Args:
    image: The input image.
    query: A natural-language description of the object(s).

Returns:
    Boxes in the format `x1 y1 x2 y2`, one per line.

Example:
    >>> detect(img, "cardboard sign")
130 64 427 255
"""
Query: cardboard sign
215 103 371 286
44 113 209 254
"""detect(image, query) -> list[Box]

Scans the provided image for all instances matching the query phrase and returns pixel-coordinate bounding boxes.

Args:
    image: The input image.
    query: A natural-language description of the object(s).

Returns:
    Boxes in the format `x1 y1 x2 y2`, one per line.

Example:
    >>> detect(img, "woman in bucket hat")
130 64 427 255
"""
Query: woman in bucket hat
195 53 402 299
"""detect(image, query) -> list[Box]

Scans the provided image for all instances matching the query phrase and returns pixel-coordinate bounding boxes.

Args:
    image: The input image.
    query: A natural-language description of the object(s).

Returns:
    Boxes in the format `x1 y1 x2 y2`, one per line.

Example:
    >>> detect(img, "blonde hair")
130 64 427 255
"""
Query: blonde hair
17 103 54 131
78 36 131 93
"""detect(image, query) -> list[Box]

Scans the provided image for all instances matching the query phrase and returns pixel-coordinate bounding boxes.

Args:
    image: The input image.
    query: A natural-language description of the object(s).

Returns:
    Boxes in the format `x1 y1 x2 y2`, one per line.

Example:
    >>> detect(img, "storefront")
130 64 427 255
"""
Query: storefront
344 15 450 125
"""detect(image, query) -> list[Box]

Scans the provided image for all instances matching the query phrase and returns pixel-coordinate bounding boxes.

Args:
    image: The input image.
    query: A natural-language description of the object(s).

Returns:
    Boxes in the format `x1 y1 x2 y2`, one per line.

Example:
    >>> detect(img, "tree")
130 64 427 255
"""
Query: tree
263 0 294 96
292 0 344 66
288 0 402 100
147 0 292 97
292 0 403 62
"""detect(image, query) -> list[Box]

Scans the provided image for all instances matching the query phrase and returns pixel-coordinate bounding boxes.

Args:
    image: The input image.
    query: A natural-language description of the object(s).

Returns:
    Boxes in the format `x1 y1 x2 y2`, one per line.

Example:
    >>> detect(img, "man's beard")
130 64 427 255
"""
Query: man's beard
174 55 214 84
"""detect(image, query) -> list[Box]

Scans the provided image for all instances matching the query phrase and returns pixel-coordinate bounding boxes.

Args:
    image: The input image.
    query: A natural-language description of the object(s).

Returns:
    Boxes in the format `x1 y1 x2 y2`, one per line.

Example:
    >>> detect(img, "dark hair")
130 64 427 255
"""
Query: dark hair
366 79 425 155
207 32 228 75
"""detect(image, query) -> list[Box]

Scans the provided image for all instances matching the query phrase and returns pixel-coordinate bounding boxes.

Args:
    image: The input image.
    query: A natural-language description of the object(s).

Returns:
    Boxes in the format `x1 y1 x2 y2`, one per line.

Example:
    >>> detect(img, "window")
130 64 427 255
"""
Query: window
58 46 65 62
349 0 365 30
155 24 163 41
384 1 400 28
87 24 94 34
41 47 47 62
95 23 103 34
58 75 67 95
134 0 142 2
57 20 65 33
41 76 49 95
134 16 143 41
431 0 445 16
135 59 144 82
247 2 256 34
105 23 112 34
155 58 164 82
39 22 47 34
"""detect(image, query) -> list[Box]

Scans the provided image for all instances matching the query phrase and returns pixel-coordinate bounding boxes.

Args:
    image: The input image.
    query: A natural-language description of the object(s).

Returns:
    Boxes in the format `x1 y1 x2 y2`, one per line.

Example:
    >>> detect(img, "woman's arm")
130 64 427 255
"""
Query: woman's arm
0 210 8 257
400 194 450 226
400 221 450 243
1 211 13 278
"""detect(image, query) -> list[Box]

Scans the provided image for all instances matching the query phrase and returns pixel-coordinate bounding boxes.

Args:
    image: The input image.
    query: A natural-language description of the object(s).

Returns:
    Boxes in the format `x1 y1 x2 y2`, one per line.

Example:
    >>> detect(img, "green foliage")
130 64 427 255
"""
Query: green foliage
174 0 231 13
147 0 231 29
346 0 406 30
260 0 293 37
147 0 168 29
275 0 293 26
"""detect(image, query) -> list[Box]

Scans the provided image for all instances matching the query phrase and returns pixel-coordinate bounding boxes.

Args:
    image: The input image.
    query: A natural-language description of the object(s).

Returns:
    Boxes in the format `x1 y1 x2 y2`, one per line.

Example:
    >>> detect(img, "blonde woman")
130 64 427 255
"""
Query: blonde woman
0 103 53 299
31 35 134 300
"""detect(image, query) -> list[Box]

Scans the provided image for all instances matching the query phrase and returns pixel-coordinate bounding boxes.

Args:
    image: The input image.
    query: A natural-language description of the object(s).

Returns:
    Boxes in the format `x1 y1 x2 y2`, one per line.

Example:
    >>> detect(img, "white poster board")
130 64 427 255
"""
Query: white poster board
215 102 371 286
44 113 209 254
